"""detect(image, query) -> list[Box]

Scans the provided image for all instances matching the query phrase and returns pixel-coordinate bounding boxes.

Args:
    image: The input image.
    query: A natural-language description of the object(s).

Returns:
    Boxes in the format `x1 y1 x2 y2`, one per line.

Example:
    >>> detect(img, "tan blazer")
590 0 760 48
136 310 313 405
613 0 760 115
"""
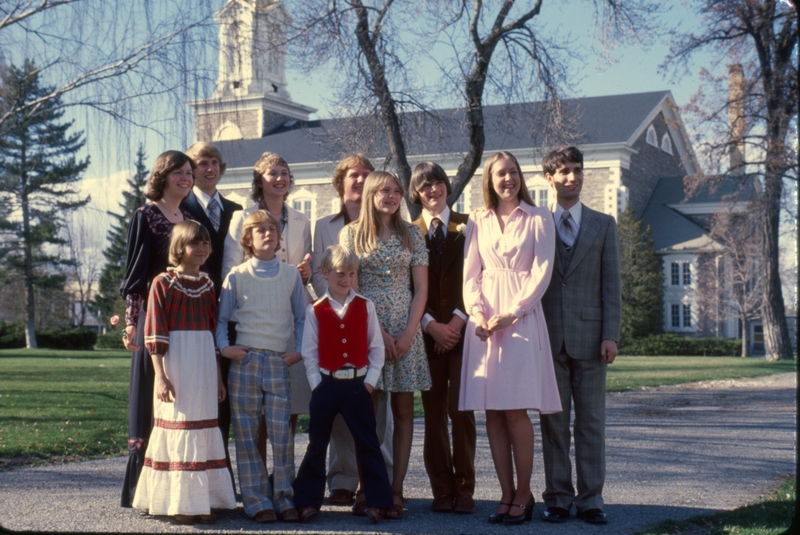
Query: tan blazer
310 212 348 299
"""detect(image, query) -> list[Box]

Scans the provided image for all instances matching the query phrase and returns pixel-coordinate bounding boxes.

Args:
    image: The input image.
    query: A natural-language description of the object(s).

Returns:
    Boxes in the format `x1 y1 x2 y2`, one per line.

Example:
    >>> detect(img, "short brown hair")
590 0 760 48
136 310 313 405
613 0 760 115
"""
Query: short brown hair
145 151 196 201
320 244 359 273
240 210 282 258
542 146 584 177
168 220 211 266
185 142 228 176
251 152 292 202
481 151 535 209
332 154 375 199
409 161 452 205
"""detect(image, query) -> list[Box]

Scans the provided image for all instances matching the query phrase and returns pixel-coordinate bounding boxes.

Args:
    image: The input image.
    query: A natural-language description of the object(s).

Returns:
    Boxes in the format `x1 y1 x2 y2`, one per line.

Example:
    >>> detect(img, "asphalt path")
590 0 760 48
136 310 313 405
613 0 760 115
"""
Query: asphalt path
0 372 795 534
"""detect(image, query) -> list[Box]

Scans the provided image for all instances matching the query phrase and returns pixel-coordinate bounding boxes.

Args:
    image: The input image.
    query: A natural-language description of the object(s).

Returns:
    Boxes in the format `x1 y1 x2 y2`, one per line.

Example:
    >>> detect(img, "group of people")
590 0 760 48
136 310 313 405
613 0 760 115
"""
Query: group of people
118 141 621 528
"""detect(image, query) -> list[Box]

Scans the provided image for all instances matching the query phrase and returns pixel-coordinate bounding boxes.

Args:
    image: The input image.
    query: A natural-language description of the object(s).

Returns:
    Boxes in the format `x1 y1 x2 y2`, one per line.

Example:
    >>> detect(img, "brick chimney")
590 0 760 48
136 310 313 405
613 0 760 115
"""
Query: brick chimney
728 64 746 175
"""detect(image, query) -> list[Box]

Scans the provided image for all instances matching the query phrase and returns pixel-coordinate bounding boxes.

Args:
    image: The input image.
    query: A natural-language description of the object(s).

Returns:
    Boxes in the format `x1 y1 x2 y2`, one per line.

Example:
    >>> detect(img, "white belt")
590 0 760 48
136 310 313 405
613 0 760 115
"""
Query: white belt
320 367 367 380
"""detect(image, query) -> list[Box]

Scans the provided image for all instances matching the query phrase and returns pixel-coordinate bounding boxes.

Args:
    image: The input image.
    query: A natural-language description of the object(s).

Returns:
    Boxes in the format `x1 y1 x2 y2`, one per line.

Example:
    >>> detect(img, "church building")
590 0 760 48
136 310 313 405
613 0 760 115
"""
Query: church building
190 0 754 346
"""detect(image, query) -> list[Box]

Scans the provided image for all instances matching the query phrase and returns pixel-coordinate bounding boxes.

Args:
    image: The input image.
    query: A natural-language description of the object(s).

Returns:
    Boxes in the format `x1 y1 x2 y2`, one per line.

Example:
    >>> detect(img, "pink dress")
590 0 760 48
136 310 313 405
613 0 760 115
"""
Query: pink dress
458 202 562 413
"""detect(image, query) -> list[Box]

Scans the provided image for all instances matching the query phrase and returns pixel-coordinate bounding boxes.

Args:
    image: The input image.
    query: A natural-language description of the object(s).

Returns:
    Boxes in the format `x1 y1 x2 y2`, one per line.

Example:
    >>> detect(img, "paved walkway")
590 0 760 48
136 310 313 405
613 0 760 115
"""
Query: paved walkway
0 373 795 534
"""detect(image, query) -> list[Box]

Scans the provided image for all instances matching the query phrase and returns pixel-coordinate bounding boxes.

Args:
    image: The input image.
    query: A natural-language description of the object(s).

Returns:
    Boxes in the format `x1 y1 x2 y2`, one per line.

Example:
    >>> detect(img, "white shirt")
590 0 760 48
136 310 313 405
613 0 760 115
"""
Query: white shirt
192 186 224 218
420 205 468 331
553 201 583 242
301 289 385 389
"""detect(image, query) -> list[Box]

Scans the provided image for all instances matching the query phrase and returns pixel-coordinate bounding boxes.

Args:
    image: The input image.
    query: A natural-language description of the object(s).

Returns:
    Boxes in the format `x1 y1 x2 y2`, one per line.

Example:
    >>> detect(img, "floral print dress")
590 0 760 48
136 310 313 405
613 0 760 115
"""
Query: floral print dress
340 224 432 392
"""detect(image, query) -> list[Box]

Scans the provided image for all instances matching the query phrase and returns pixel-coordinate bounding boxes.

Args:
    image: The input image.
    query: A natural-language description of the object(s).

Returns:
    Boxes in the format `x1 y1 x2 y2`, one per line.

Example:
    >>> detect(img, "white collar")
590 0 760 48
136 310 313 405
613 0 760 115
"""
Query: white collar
323 288 364 312
422 205 451 234
193 187 223 211
553 201 583 228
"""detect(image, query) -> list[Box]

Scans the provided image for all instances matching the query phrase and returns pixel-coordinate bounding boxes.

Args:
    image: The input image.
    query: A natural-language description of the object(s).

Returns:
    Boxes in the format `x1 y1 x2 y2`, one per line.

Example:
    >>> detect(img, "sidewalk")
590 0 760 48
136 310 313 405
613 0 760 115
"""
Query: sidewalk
0 372 795 534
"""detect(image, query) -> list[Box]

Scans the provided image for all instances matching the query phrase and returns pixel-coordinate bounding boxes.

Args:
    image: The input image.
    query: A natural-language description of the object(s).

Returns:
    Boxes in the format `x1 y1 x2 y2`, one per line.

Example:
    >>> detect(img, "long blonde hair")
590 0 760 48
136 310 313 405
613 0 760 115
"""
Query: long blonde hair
481 151 535 209
348 171 413 255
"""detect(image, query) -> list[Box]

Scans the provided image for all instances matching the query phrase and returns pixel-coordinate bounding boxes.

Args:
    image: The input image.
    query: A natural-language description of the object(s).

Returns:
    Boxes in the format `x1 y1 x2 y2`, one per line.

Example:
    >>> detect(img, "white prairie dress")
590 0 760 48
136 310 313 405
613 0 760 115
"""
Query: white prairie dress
132 269 235 516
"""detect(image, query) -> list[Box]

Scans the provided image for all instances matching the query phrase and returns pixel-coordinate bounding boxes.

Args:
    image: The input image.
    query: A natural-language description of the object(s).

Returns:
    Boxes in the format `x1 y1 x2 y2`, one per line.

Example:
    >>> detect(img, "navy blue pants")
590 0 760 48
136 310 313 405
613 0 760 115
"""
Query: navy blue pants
293 375 393 510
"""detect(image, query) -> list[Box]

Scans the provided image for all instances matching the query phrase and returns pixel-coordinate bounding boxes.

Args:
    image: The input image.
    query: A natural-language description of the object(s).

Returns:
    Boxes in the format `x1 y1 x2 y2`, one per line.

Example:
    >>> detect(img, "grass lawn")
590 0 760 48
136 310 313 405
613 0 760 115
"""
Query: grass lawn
0 349 795 466
638 477 796 535
0 349 130 468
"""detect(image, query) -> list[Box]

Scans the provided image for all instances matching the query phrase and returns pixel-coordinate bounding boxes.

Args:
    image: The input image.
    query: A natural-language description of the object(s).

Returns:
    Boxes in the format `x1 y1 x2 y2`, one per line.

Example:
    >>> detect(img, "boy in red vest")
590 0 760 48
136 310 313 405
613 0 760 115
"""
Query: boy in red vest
293 245 393 524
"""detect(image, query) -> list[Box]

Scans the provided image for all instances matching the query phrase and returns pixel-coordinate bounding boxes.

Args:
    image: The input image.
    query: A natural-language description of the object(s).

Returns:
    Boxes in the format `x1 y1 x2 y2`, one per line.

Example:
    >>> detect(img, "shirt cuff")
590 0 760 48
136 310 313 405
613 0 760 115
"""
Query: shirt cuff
365 368 381 388
452 308 468 322
511 306 525 318
421 313 434 332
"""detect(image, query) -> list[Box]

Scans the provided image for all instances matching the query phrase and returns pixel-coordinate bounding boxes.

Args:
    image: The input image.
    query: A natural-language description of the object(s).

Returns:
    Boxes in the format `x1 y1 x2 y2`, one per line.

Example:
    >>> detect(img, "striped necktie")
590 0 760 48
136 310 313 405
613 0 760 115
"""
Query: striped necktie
560 210 575 249
208 197 221 232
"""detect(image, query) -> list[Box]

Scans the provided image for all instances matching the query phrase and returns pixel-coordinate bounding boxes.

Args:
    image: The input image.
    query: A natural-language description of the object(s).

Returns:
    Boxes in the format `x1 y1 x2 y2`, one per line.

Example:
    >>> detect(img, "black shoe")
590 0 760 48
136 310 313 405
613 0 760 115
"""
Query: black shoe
488 502 511 524
542 506 569 523
503 496 534 525
577 508 607 524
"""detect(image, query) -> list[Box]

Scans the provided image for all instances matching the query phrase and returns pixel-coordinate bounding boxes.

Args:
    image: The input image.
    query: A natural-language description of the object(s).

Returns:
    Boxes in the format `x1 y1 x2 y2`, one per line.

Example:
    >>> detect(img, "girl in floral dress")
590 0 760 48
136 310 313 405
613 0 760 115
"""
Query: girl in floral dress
132 221 236 524
340 171 430 519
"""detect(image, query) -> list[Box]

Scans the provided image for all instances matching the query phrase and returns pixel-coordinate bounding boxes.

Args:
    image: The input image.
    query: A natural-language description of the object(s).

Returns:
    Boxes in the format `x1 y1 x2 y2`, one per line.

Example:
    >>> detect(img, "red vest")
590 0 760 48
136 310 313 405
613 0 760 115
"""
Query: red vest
314 296 369 371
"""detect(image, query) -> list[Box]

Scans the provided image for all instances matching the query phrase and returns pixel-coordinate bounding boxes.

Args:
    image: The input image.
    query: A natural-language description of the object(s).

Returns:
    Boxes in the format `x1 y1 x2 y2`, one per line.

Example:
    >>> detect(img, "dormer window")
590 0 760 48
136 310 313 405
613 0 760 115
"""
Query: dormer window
661 134 673 154
646 125 657 147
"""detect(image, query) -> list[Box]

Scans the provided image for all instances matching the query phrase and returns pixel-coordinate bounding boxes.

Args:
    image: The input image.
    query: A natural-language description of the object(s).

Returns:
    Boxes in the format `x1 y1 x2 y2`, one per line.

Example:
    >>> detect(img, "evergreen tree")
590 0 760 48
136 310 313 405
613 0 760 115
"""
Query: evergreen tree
92 145 149 326
0 60 89 348
618 206 664 346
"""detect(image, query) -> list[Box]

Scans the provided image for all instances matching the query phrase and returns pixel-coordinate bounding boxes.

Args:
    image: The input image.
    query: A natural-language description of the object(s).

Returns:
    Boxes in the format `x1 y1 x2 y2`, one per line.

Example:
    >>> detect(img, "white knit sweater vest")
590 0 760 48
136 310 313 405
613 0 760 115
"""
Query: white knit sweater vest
233 260 296 352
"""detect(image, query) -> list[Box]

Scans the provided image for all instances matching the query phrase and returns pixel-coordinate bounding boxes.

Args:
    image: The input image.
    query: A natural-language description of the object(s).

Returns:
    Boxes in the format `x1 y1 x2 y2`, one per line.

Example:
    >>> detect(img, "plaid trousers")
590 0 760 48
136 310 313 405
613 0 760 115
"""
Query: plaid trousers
229 348 295 516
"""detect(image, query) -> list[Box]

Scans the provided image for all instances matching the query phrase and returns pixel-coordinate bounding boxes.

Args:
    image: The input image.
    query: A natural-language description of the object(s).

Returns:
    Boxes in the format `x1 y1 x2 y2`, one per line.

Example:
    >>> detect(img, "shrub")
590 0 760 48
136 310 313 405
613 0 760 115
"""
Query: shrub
0 322 97 350
95 332 126 349
619 334 742 356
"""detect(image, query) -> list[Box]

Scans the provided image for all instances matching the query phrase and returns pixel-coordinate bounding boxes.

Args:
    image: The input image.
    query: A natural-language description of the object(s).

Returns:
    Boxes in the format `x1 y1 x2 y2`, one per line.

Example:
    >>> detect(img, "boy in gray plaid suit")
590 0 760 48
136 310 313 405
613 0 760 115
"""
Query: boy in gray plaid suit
539 146 621 526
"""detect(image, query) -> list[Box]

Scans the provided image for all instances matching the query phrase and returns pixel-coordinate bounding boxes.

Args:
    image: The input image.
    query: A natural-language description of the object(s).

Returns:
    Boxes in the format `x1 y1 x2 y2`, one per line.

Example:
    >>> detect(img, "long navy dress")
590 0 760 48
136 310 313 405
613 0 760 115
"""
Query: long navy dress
119 203 192 508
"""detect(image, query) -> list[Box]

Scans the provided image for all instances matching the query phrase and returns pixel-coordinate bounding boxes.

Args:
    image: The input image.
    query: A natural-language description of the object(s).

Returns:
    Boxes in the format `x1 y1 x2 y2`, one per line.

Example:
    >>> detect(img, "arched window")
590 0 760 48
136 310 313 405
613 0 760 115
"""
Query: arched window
661 134 673 154
646 124 657 147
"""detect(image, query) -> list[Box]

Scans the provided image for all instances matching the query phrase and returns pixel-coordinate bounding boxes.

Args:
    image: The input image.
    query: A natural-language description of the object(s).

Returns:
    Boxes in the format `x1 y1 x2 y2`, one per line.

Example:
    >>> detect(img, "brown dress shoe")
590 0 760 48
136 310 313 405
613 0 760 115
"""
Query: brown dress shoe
253 509 276 523
453 495 475 514
431 495 454 512
351 491 367 516
329 488 356 505
364 507 383 524
197 513 216 524
280 508 300 522
299 506 319 523
173 514 195 524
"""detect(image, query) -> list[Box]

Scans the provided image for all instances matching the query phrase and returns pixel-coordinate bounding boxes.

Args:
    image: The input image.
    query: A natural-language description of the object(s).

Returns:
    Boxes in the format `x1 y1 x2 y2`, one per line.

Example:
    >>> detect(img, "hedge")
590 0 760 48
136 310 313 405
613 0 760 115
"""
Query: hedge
619 333 742 356
95 332 126 349
0 322 98 350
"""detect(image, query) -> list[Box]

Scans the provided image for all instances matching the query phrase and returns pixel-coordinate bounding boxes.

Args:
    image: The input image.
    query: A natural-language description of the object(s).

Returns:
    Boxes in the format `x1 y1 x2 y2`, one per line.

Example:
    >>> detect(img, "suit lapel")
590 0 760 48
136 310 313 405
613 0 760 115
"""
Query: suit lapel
564 207 600 278
441 212 467 274
184 192 214 233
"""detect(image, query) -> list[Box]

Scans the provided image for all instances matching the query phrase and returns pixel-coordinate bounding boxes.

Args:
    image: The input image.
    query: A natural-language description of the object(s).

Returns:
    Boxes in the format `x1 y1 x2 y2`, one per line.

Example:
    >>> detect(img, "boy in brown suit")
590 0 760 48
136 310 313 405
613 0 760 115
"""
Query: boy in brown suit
410 162 476 514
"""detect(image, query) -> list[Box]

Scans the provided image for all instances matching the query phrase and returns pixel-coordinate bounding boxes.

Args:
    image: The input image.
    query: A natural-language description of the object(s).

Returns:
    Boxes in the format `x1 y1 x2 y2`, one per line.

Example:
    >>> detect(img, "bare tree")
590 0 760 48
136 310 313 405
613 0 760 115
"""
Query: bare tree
62 210 102 327
286 0 661 218
0 0 219 137
663 1 797 360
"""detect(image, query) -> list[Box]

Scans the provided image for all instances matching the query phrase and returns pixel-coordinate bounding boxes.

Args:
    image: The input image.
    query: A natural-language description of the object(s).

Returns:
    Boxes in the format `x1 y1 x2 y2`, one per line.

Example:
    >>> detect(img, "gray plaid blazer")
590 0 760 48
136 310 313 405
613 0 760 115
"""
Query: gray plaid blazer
541 205 621 360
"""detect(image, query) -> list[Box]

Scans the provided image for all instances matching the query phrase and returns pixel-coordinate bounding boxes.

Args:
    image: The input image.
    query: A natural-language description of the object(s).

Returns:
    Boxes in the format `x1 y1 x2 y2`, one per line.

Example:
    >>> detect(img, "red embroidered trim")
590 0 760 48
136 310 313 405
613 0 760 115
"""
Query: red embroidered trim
154 418 218 430
144 458 227 471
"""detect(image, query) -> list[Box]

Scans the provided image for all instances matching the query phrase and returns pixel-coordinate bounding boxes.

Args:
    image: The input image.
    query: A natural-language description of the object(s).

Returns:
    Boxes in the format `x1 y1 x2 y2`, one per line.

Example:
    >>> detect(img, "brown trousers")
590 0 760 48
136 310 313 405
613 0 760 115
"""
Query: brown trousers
421 351 476 499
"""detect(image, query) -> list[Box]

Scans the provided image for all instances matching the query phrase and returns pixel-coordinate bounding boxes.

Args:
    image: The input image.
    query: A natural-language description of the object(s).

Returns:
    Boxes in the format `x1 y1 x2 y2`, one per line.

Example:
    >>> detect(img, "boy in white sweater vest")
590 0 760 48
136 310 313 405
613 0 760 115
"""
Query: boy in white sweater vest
217 210 305 523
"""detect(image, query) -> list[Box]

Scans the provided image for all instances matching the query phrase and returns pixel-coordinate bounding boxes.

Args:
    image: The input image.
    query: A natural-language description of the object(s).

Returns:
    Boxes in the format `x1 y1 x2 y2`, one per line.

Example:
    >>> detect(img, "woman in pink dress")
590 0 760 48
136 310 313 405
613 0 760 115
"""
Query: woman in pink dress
459 151 561 525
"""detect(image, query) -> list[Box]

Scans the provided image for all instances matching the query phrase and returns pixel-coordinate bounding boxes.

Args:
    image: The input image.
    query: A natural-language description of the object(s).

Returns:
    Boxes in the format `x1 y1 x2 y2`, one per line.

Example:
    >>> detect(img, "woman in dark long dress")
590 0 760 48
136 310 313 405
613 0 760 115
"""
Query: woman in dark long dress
119 151 196 507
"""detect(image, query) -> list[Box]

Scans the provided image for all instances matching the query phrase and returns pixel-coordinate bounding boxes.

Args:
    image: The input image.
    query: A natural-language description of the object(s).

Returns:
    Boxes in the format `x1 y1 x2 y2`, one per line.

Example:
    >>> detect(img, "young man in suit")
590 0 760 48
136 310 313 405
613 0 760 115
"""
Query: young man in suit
539 146 621 525
410 162 476 515
182 141 243 488
310 154 394 512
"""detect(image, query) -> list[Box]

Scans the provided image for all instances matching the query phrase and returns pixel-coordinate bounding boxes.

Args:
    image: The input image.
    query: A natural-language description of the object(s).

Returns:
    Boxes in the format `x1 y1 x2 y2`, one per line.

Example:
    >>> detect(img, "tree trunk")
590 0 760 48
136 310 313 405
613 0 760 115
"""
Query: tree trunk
21 186 38 349
760 166 791 361
740 316 748 357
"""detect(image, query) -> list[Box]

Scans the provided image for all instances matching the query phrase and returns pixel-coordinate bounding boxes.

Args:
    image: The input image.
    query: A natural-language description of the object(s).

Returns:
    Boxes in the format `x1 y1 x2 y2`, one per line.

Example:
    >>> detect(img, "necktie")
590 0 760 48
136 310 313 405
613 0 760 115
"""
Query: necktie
431 217 445 264
208 197 221 232
560 211 575 249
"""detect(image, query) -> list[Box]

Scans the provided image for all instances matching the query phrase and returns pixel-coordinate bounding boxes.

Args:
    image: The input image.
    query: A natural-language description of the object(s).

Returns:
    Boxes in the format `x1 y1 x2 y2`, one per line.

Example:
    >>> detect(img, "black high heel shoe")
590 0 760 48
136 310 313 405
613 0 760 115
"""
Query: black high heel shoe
488 502 512 524
503 496 534 525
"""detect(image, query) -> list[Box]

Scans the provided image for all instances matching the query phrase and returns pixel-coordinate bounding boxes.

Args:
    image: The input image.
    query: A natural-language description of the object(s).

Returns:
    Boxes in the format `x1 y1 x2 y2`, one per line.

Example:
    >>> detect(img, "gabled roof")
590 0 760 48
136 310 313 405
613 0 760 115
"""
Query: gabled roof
214 91 675 168
640 175 758 254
